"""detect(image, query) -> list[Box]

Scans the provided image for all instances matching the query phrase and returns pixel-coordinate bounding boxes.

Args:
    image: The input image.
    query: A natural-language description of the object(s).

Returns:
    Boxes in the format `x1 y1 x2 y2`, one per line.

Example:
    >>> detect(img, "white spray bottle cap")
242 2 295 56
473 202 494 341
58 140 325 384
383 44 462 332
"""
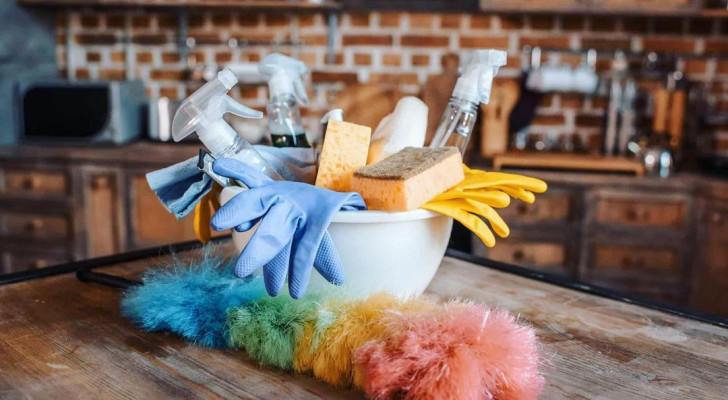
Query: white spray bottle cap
452 49 507 106
320 108 343 124
171 68 263 156
258 53 310 105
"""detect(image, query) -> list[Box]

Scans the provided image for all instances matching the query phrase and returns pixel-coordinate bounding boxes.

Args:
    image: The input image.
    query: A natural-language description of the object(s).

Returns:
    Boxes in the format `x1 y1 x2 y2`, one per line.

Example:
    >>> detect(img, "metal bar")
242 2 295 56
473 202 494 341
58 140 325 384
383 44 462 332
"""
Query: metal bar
326 12 337 65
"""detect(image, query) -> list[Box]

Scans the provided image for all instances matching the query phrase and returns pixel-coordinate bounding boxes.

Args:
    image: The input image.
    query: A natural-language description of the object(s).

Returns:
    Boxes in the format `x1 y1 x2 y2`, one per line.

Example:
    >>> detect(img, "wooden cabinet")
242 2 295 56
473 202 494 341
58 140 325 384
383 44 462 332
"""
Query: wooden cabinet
690 198 728 316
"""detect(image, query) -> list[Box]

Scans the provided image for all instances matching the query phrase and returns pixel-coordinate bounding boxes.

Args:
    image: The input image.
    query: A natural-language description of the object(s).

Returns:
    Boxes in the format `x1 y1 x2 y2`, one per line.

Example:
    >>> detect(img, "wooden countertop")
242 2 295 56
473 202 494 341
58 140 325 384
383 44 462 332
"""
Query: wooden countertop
1 242 727 399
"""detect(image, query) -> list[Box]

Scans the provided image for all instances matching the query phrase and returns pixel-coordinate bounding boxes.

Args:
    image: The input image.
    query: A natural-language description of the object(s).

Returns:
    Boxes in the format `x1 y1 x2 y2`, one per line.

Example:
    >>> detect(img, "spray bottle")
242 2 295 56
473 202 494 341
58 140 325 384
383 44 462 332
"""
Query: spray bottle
258 53 311 148
429 49 507 156
172 68 283 181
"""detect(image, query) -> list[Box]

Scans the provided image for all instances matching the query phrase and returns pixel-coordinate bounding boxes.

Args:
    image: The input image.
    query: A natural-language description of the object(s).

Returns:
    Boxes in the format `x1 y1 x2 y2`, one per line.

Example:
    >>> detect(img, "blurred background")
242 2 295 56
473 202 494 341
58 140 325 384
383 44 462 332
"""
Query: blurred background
1 0 728 317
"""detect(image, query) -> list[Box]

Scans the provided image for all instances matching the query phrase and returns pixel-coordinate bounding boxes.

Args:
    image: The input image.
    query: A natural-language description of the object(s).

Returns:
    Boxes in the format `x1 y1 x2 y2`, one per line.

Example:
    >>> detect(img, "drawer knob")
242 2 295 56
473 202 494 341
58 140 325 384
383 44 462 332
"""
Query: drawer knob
22 176 40 190
710 212 724 225
25 219 44 232
513 249 525 262
32 260 48 269
516 204 529 216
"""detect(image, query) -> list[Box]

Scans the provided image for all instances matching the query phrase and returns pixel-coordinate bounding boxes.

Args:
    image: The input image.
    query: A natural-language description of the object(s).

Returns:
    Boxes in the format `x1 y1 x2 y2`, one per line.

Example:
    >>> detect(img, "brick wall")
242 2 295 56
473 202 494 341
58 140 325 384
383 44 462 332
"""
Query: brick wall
56 10 728 150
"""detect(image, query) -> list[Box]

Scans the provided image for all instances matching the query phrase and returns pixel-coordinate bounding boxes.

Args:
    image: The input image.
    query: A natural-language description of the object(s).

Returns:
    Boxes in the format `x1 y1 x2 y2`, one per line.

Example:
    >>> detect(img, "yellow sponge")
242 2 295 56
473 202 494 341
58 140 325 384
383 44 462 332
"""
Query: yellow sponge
315 120 372 192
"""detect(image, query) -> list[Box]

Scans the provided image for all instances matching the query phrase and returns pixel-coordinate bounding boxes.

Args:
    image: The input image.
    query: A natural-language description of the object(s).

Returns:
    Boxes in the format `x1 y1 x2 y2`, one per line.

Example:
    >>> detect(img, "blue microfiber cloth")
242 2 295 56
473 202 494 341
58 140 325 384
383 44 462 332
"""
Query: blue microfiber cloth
146 145 316 220
120 246 267 348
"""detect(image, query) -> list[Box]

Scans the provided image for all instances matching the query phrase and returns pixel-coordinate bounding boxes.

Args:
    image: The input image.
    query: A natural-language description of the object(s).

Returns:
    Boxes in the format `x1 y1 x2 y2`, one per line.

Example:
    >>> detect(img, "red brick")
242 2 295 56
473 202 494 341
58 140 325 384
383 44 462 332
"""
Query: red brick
460 36 508 49
238 14 259 27
498 15 524 30
301 34 328 46
150 69 186 81
401 35 449 47
354 53 372 66
110 51 125 63
688 17 714 35
520 36 570 48
99 69 126 80
382 54 402 67
265 14 288 27
159 86 179 99
411 54 430 66
132 15 151 29
348 13 370 27
558 53 582 68
342 35 392 46
653 17 684 35
591 96 609 109
409 14 433 29
561 16 584 31
440 14 462 29
298 52 319 65
379 13 401 28
161 52 181 63
239 86 260 100
242 51 261 62
589 16 617 32
76 68 90 79
575 114 603 127
136 52 153 63
298 14 319 28
622 17 649 34
311 71 359 84
684 59 708 75
643 37 695 53
210 13 233 27
717 60 728 74
530 15 554 31
539 94 556 108
131 33 168 45
106 15 125 28
76 33 117 45
56 33 66 45
86 52 101 63
581 37 631 51
370 73 419 85
470 15 491 30
190 33 221 45
560 94 584 109
80 15 99 28
215 52 233 63
532 115 565 126
705 39 728 53
234 33 276 44
188 14 206 28
158 14 178 29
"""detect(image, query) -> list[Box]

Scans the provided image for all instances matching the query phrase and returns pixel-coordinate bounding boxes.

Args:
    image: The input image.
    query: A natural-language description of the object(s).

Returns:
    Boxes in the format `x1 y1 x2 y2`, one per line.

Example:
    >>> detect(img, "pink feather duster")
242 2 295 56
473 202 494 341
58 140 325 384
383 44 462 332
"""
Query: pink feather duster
354 302 544 400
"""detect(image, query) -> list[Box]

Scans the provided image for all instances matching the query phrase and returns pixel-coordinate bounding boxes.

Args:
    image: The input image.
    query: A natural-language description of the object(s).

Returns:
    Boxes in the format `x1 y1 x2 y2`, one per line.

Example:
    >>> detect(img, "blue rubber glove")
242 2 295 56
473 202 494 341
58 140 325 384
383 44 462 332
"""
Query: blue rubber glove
210 158 366 299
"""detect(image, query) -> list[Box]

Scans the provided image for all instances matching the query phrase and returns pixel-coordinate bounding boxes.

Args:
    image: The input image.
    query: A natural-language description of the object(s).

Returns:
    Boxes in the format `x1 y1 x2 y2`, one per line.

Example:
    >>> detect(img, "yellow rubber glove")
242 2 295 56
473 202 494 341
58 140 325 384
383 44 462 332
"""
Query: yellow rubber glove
193 184 222 244
430 188 511 208
422 200 497 247
460 167 547 194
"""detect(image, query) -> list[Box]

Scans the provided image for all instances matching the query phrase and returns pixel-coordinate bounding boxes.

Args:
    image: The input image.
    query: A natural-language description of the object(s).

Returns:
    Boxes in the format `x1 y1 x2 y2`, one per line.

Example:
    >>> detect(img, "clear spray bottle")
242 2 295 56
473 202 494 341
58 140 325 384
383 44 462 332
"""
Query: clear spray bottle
429 49 507 156
171 68 283 181
258 53 311 148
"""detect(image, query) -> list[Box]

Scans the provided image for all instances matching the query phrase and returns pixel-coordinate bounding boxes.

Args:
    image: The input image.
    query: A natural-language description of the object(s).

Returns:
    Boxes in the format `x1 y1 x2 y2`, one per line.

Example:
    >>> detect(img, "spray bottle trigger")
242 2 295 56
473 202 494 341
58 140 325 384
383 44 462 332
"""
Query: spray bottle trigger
222 95 263 119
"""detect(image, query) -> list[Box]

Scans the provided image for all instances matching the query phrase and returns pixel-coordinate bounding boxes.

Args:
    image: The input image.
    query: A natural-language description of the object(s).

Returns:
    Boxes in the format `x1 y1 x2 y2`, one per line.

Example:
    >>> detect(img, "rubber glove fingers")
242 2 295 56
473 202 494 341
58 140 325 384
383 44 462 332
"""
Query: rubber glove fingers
459 198 510 238
313 232 345 286
235 204 300 278
432 188 511 208
210 187 275 231
288 225 326 299
422 201 496 247
489 185 536 204
212 158 272 188
461 170 547 193
262 240 292 296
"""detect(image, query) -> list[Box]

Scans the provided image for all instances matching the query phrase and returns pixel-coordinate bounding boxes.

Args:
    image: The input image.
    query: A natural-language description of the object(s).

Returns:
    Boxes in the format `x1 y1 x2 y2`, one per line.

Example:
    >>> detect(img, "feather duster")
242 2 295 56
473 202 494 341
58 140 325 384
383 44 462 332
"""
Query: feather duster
226 293 321 370
354 302 544 400
120 247 266 348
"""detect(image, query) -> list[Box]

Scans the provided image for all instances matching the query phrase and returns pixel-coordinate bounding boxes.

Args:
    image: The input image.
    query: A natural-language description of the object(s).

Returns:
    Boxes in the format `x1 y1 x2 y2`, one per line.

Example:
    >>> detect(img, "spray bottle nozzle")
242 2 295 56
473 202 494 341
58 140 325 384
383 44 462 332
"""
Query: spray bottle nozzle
453 49 508 105
258 53 310 105
172 68 262 155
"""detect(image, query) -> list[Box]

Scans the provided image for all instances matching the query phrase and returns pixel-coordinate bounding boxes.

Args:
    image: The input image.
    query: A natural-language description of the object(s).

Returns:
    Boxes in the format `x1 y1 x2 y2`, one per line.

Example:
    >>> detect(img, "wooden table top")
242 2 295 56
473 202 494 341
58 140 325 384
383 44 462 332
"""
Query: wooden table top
1 244 727 399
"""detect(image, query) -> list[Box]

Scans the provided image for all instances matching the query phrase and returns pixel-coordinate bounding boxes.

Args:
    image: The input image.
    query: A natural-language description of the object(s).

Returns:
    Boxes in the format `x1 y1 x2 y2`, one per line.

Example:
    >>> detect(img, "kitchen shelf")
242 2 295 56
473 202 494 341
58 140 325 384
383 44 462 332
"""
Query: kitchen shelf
17 0 340 10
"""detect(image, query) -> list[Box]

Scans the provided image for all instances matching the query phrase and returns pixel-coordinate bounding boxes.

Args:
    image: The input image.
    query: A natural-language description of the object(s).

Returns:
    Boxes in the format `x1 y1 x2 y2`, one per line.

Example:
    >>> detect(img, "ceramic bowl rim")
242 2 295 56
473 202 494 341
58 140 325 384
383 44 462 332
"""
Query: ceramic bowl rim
330 208 442 224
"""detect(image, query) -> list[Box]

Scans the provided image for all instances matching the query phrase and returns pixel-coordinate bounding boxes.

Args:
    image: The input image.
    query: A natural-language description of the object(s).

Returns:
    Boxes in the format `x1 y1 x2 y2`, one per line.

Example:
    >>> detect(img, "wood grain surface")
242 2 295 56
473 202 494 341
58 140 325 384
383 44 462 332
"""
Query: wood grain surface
1 244 727 399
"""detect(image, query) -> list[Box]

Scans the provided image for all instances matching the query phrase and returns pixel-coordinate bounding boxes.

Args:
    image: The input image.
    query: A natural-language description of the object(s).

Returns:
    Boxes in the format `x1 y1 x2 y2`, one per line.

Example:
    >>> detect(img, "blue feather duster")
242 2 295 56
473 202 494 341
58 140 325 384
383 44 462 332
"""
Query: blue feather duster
120 246 266 348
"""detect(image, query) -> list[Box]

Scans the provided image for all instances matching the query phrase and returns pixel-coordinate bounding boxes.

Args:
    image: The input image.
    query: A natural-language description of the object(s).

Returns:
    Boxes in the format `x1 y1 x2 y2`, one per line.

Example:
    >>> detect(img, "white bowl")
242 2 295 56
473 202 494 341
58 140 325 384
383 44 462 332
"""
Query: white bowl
220 187 453 298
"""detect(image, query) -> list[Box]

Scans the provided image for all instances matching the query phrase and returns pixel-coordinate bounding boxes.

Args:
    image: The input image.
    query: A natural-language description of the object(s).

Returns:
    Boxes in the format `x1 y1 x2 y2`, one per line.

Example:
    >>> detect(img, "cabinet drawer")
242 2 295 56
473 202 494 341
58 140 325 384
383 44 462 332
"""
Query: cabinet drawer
595 0 696 11
498 192 572 223
595 198 687 229
2 250 69 274
704 208 728 246
1 213 70 240
592 245 679 272
488 241 566 268
1 169 68 197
